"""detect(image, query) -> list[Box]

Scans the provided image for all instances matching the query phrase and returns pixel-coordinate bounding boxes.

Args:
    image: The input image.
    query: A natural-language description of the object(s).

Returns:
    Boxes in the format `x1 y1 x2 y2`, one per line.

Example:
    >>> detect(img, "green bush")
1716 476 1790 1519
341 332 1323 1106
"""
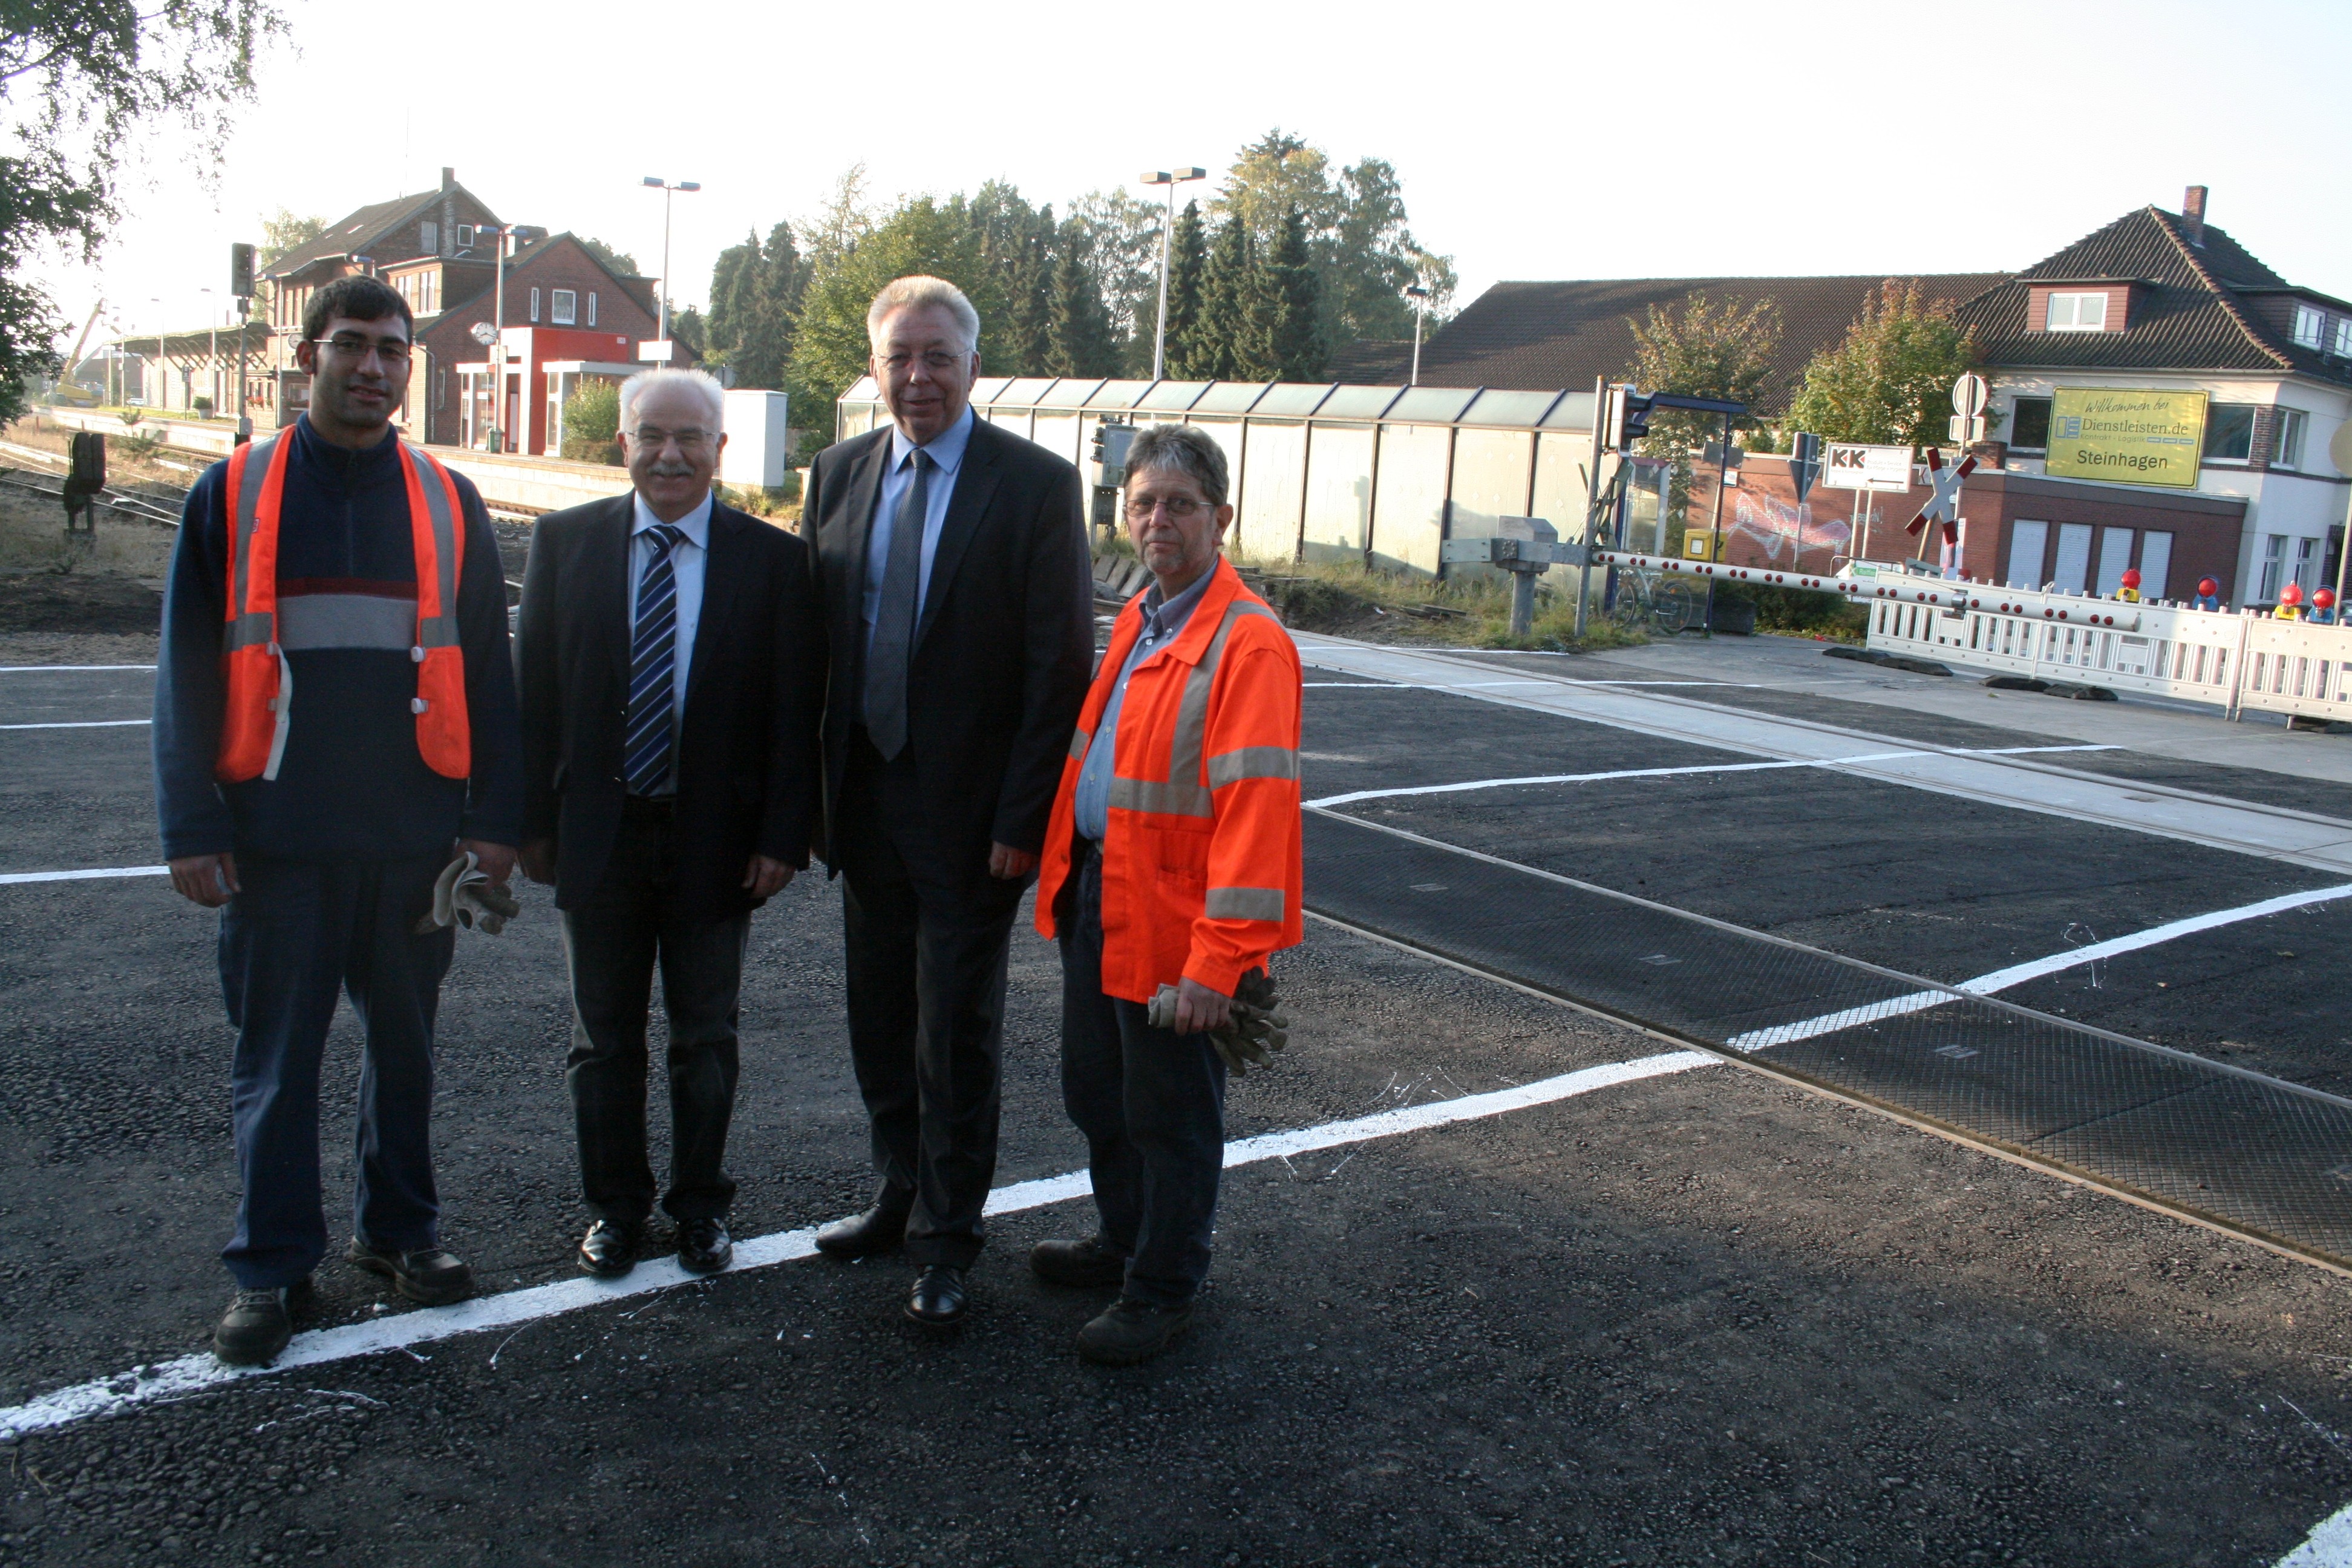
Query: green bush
1708 580 1867 642
563 379 621 443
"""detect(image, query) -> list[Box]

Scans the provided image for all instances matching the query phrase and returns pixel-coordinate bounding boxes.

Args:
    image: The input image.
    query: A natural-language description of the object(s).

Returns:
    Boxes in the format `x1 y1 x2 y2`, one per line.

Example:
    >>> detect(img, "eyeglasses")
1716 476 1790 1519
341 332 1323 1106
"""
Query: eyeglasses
627 426 716 452
312 335 412 366
1125 495 1210 521
878 350 967 373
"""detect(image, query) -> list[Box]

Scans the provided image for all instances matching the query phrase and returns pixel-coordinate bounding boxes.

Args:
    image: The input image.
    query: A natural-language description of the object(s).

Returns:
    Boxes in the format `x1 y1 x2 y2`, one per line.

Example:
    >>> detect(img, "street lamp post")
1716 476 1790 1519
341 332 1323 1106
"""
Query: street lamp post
1405 284 1431 387
641 177 701 348
199 287 218 416
150 298 165 412
1138 167 1207 381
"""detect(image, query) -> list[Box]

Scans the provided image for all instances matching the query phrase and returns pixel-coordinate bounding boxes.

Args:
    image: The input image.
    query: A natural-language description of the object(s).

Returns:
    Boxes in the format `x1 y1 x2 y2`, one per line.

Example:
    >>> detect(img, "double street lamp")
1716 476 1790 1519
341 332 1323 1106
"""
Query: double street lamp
642 177 701 348
1139 167 1207 381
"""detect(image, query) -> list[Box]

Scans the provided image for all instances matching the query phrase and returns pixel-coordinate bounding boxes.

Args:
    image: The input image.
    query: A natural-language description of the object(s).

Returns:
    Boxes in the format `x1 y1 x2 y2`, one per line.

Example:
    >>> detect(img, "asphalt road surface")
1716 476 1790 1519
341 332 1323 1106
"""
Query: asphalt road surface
2 628 2351 1567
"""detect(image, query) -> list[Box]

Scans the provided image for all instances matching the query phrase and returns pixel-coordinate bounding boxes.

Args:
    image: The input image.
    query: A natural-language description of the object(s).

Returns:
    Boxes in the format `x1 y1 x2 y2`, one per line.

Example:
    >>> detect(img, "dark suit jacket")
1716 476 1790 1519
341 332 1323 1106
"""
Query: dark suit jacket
514 492 825 920
803 414 1093 871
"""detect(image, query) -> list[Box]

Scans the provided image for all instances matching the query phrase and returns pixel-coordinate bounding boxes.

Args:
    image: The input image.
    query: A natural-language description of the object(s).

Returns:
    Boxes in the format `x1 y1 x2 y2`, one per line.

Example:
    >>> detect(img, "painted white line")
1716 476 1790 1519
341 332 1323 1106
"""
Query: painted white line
0 866 168 885
1728 882 2352 1051
0 1048 1714 1439
2279 1500 2352 1566
1304 678 1763 689
1306 745 2118 810
0 719 149 730
0 665 156 673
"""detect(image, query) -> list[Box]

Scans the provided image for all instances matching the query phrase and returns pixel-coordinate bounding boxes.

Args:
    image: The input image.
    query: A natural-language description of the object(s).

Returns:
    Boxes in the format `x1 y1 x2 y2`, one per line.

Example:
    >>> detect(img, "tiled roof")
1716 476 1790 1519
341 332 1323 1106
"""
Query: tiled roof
264 186 503 278
1954 205 2352 387
1325 337 1413 383
1410 273 2009 408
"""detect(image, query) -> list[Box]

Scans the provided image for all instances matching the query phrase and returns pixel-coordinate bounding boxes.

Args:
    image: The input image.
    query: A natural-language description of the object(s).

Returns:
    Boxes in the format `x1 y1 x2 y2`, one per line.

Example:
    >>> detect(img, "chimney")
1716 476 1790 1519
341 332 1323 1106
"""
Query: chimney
440 166 454 193
2183 185 2207 247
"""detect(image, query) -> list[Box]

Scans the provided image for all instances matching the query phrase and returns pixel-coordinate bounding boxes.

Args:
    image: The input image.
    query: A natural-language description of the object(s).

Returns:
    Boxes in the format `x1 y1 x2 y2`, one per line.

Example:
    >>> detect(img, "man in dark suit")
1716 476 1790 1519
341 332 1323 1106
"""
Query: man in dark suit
514 368 823 1280
802 275 1093 1327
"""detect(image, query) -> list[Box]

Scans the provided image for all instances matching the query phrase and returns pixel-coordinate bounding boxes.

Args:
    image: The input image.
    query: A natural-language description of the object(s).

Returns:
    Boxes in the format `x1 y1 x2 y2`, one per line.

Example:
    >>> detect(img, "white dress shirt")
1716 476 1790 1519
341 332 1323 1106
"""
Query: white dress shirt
627 488 714 752
861 404 975 658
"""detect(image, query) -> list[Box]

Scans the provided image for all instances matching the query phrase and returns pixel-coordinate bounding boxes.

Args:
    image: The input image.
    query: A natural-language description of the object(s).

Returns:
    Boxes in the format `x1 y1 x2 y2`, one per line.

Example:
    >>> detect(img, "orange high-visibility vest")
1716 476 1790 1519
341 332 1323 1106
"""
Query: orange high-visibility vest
1036 557 1304 1002
215 430 471 783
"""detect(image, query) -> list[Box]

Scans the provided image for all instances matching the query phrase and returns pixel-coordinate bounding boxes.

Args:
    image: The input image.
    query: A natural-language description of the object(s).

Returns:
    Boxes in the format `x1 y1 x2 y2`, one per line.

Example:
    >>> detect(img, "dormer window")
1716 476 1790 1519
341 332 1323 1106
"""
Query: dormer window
2045 292 2108 332
2292 304 2325 348
2336 319 2352 357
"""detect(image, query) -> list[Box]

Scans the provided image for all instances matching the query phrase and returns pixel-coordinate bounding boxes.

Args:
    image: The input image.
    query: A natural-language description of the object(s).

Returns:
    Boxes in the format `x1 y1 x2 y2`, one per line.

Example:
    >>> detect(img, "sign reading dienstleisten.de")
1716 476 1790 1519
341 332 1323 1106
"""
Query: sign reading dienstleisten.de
2043 388 2208 489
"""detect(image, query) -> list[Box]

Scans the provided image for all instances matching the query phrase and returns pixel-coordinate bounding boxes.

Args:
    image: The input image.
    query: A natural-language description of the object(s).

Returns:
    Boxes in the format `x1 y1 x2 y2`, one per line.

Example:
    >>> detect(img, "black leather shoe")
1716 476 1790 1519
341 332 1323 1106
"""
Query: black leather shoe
1031 1235 1128 1289
348 1238 474 1306
906 1265 967 1327
1076 1296 1194 1365
213 1287 292 1366
678 1218 733 1275
814 1205 908 1259
577 1219 641 1279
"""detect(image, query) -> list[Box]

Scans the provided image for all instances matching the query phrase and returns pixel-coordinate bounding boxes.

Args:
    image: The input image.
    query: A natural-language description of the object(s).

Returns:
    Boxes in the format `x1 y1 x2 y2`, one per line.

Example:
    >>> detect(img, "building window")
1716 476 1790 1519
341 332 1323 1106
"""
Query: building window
2293 304 2325 348
587 291 597 327
2337 319 2352 357
2275 407 2307 469
420 221 437 254
2295 535 2319 593
2045 291 2108 332
2008 396 2051 451
551 289 577 325
454 224 475 249
2204 404 2256 462
2259 534 2285 601
529 287 540 324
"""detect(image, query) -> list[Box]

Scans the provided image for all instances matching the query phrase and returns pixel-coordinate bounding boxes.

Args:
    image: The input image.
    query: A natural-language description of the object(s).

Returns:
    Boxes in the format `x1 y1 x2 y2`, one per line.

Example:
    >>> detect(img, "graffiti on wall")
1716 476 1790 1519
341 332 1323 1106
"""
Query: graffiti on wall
1725 486 1852 571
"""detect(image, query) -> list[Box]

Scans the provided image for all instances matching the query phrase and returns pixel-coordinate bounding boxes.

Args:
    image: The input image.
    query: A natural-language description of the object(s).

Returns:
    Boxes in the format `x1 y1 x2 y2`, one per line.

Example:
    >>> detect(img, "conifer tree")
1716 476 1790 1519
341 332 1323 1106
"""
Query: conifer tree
1190 215 1255 381
1162 200 1207 377
1048 217 1117 377
1259 206 1324 380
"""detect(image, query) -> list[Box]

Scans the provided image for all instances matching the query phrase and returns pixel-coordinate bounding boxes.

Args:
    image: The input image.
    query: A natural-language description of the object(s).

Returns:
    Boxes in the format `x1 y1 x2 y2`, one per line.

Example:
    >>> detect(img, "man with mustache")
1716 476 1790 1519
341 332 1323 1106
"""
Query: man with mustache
802 276 1093 1327
515 368 823 1281
154 275 523 1364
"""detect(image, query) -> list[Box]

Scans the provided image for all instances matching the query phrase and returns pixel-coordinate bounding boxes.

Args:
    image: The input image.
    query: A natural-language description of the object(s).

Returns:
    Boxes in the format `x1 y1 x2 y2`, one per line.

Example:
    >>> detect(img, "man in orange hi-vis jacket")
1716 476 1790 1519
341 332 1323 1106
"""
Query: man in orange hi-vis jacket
1031 422 1303 1365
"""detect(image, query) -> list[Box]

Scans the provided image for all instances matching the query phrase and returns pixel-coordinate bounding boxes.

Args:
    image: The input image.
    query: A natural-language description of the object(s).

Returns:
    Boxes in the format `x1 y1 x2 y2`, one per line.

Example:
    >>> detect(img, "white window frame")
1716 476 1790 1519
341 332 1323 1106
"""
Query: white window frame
2293 304 2325 348
2295 536 2320 593
587 291 597 327
2336 319 2352 357
454 223 475 249
2274 407 2307 469
2045 291 2108 332
550 289 577 326
529 287 540 324
2259 534 2286 602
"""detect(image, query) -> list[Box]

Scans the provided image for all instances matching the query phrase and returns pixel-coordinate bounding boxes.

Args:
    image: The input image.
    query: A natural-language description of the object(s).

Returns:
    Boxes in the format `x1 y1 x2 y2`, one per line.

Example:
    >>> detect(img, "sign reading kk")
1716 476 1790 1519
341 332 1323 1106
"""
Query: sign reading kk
2043 387 2208 489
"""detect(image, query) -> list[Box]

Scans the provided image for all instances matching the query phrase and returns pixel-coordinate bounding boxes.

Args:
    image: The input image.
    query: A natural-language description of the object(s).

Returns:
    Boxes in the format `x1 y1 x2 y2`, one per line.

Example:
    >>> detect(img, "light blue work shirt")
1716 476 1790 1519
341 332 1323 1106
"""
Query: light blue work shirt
861 403 975 662
627 487 713 794
1074 567 1215 841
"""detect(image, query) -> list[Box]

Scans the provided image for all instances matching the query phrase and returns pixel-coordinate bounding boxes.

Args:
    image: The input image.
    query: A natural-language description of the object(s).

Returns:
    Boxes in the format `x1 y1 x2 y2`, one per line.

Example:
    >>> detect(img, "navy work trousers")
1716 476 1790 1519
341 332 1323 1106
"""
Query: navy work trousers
1058 842 1228 1305
218 852 454 1289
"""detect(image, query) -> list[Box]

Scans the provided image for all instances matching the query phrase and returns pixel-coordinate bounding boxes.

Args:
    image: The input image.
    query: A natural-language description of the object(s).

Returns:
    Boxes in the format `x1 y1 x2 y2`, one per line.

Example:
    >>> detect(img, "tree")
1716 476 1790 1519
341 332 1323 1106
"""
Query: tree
1047 217 1116 377
1255 206 1323 381
1187 215 1255 381
575 235 639 277
256 207 325 268
1784 279 1981 449
0 0 285 422
789 193 999 430
1622 291 1782 518
1063 187 1161 374
1160 200 1206 377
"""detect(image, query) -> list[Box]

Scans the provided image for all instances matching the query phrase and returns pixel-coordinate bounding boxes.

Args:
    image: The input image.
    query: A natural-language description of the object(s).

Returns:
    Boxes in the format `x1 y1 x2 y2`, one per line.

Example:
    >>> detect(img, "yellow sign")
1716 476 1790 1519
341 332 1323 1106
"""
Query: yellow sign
2043 387 2207 489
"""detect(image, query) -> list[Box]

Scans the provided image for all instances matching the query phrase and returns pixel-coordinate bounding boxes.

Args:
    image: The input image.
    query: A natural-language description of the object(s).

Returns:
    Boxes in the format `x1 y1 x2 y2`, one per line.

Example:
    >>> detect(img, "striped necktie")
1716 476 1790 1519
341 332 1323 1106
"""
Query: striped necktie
623 522 684 795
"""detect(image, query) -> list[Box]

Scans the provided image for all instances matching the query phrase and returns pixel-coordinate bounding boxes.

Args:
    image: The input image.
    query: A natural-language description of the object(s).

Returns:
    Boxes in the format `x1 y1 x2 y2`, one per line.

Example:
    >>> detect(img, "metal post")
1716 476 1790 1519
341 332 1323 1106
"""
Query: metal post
234 303 250 442
491 226 506 454
1410 298 1424 387
1151 178 1174 381
1510 568 1536 639
1575 376 1605 641
658 186 671 345
1702 411 1731 638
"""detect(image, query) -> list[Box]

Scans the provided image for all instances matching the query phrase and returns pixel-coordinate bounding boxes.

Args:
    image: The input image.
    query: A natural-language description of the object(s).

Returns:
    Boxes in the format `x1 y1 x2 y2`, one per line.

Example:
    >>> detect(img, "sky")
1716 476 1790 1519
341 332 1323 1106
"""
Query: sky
31 0 2352 347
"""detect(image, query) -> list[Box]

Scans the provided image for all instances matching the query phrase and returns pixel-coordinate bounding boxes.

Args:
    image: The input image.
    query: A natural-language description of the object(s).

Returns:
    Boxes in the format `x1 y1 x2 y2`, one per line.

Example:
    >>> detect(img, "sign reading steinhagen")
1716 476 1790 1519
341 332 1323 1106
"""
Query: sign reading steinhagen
2043 388 2208 489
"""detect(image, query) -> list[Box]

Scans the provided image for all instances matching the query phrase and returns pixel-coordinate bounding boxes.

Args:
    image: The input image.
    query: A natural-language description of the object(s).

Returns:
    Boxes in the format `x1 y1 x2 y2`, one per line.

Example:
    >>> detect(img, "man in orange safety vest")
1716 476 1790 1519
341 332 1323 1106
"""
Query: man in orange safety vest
1031 422 1303 1365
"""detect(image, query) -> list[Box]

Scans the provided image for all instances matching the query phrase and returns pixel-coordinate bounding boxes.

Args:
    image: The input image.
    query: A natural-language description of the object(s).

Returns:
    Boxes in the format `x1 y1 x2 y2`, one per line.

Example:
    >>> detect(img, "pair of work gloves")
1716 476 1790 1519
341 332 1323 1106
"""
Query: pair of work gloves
411 851 522 936
1147 967 1291 1077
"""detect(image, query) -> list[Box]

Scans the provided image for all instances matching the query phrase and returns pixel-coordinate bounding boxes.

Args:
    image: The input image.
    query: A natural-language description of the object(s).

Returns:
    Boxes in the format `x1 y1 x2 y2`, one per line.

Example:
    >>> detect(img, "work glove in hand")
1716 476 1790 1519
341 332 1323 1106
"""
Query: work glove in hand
1147 967 1291 1077
413 851 522 936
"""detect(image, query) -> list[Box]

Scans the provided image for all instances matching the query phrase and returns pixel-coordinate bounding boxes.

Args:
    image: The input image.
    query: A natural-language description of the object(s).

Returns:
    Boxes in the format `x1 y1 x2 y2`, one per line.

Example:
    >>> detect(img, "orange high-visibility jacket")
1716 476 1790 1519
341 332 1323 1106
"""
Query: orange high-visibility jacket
215 429 472 783
1035 557 1304 1002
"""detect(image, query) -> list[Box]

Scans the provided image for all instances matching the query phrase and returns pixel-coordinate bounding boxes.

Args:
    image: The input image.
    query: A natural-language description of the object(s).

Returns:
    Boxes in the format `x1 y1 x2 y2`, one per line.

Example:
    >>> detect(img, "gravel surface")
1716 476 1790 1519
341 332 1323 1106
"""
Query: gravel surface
1 636 2348 1566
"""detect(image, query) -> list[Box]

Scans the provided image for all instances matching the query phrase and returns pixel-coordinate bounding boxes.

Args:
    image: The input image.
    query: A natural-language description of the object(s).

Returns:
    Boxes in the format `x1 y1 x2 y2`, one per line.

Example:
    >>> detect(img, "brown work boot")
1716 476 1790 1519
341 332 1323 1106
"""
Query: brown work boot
1075 1296 1194 1365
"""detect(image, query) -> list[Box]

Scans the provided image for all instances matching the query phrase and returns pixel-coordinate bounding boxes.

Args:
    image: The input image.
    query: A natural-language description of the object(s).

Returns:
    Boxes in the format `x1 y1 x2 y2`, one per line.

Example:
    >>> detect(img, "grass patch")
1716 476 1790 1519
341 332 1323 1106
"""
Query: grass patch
1241 555 1649 653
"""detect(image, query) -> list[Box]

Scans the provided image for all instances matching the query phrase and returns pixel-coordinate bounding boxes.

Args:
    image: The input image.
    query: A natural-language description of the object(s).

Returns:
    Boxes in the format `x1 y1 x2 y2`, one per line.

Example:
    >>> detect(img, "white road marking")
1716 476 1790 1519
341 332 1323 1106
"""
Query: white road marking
1726 882 2352 1051
1304 679 1762 689
0 866 168 885
0 1048 1714 1439
0 719 149 730
1294 636 2352 873
0 665 156 673
1306 745 2117 809
2280 1501 2352 1566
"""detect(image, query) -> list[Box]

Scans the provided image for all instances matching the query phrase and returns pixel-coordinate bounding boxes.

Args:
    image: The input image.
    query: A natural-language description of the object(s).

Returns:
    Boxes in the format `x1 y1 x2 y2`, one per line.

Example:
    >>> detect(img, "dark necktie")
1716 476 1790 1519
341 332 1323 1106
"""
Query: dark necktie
622 523 684 795
864 449 929 760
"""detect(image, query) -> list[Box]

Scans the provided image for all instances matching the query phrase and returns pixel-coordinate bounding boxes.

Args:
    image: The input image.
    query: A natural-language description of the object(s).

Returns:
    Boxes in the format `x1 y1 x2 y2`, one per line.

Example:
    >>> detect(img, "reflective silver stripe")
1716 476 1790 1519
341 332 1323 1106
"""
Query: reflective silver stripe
1068 724 1091 762
1107 599 1280 821
1205 886 1285 922
276 594 419 651
1206 745 1298 788
227 433 283 641
403 445 462 649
